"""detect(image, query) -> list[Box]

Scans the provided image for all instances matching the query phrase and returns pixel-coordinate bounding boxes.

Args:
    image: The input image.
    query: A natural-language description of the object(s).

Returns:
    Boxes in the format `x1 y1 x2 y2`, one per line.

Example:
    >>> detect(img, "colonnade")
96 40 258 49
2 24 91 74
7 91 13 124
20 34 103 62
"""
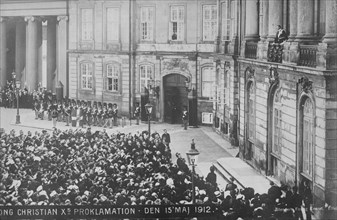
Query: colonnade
0 15 68 93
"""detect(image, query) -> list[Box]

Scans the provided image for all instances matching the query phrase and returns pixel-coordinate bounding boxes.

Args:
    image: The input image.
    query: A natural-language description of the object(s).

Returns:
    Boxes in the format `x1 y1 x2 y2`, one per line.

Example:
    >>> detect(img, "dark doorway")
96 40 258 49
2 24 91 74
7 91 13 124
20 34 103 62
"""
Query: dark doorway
163 74 188 124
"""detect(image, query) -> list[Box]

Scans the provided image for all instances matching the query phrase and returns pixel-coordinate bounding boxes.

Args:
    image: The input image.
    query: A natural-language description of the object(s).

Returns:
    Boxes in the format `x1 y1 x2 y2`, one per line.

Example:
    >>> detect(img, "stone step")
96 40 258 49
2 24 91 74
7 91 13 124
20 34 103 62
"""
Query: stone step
214 160 245 190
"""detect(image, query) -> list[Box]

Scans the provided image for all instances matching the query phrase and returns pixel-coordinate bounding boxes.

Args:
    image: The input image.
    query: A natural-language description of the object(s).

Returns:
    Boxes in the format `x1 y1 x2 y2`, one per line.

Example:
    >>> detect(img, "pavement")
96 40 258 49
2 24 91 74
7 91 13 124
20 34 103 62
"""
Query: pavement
0 107 271 194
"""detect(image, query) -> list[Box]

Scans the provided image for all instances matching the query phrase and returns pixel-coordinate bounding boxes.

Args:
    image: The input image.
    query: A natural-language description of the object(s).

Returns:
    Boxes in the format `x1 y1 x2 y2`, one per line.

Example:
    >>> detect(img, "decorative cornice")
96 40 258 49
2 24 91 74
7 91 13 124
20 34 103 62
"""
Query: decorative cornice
24 16 35 22
298 76 313 93
269 67 279 84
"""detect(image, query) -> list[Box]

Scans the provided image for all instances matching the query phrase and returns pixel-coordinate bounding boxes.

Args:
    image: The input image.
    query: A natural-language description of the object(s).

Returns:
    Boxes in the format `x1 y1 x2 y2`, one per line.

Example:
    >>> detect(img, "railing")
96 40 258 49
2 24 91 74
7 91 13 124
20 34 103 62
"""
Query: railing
268 43 283 63
298 45 317 68
245 42 257 59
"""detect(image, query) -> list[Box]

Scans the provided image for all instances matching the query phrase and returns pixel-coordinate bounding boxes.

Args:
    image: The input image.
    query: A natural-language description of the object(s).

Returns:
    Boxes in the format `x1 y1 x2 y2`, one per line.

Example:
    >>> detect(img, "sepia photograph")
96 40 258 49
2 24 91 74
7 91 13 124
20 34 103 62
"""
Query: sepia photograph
0 0 336 219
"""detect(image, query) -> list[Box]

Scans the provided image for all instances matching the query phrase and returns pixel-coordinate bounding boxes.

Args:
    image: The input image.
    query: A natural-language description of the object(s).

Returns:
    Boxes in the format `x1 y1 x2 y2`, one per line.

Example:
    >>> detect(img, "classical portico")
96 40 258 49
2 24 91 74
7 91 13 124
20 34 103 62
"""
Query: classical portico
0 0 68 94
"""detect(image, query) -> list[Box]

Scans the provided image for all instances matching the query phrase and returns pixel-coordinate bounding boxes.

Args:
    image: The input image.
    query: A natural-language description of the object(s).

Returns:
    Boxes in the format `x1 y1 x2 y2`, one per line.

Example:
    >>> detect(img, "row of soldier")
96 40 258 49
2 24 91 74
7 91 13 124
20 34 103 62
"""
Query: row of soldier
33 99 119 128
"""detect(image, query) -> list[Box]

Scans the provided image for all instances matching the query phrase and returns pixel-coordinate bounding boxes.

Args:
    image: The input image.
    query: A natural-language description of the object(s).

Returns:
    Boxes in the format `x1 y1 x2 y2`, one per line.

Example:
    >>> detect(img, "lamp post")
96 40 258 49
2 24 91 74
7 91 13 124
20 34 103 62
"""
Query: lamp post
144 102 153 135
186 139 199 204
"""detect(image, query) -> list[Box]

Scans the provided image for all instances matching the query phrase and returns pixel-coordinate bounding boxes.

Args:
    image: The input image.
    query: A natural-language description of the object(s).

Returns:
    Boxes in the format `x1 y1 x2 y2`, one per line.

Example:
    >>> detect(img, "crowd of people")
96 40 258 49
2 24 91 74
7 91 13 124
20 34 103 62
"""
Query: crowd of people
0 126 315 219
0 81 34 109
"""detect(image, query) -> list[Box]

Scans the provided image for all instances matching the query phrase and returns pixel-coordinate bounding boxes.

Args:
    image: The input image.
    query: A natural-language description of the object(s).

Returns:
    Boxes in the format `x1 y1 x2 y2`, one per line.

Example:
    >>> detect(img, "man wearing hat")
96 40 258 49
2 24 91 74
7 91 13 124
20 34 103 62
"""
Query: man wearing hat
81 101 87 128
86 102 92 127
71 100 78 127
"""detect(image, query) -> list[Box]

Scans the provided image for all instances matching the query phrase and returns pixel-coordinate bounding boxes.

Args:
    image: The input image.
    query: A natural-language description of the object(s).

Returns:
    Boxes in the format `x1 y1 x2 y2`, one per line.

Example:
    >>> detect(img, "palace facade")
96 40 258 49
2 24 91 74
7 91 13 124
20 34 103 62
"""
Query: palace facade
1 0 336 209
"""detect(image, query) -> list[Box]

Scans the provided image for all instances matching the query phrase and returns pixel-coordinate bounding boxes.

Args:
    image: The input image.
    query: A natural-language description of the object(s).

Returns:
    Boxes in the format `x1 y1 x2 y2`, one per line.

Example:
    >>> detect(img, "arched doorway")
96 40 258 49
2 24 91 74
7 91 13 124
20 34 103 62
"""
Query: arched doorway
163 74 188 124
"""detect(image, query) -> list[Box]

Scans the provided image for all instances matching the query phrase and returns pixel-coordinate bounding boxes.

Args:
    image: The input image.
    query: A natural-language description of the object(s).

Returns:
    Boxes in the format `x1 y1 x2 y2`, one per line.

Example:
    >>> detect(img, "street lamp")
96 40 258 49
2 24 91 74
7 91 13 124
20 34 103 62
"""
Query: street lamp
15 81 21 124
144 102 153 135
12 72 21 124
186 139 199 204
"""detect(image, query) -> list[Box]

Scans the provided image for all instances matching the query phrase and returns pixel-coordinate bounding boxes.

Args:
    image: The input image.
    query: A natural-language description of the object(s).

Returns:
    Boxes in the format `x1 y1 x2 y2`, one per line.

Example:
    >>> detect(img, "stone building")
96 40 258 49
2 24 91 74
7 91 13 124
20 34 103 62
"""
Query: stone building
236 0 337 209
1 0 336 210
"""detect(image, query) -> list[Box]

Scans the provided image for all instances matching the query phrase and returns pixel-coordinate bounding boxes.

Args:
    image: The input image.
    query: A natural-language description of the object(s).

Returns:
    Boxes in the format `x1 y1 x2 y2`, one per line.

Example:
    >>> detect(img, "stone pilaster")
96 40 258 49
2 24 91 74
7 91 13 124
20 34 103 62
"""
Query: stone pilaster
260 0 268 40
47 17 57 91
0 17 8 88
267 0 283 41
57 16 68 96
245 0 259 41
295 0 314 41
25 16 40 91
15 19 26 87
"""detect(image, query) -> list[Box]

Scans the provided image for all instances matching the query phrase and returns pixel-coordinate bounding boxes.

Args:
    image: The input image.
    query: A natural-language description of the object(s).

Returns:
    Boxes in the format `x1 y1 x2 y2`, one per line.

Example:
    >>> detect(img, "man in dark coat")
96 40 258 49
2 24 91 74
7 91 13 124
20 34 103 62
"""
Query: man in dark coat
161 129 171 146
267 181 282 208
205 165 217 188
274 25 288 44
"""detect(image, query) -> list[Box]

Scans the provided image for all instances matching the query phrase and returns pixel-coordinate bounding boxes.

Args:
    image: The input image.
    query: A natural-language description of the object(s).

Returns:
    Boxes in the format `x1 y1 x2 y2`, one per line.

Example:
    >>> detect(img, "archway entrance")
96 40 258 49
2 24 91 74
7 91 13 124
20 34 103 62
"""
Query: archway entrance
163 74 188 124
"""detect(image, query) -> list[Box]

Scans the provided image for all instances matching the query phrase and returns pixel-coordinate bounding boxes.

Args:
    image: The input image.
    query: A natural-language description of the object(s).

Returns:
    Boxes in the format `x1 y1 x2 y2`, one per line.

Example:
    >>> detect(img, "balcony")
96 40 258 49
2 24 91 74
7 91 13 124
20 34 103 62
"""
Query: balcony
298 45 317 68
267 43 283 63
245 41 257 59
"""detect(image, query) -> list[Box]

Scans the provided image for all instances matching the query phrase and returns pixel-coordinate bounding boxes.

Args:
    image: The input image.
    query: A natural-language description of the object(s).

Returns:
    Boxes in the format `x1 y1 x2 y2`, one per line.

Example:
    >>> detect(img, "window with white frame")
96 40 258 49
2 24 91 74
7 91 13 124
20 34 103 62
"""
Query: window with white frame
81 8 93 41
202 67 216 98
140 65 154 93
81 62 93 89
273 90 282 154
140 7 154 41
248 83 255 140
203 5 217 41
221 1 230 41
106 7 120 41
106 63 119 92
169 6 184 41
302 98 313 177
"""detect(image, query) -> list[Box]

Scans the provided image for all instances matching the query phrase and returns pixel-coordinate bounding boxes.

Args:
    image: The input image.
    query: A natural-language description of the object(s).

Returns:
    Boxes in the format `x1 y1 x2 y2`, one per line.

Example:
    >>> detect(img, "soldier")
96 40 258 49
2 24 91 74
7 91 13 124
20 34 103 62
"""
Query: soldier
33 100 40 119
97 103 103 127
134 102 141 125
92 103 98 126
103 104 111 128
71 100 78 127
51 104 58 128
102 104 108 128
47 100 53 121
86 102 92 127
57 100 63 122
182 106 188 130
64 101 72 126
81 101 87 128
113 103 118 126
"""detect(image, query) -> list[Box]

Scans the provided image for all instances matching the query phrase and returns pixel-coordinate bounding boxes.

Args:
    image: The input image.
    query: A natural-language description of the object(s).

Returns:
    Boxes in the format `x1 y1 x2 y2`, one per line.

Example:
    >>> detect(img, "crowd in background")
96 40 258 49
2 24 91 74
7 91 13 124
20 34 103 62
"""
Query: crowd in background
0 127 315 219
0 81 34 109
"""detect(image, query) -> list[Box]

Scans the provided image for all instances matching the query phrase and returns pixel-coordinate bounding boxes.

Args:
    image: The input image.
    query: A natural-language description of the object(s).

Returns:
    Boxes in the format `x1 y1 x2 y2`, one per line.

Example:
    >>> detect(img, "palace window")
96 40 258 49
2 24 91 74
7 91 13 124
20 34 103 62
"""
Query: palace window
81 62 93 89
106 7 120 41
140 7 154 41
169 6 184 41
203 5 217 41
81 8 93 41
248 83 255 140
106 63 120 92
273 90 282 154
201 67 216 98
140 65 154 93
302 98 314 177
221 1 230 41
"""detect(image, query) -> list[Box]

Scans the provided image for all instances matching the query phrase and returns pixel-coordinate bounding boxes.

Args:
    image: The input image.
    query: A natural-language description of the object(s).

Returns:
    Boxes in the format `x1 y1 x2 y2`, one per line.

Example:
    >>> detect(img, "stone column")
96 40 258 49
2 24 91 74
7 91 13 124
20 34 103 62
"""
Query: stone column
15 19 26 87
323 0 337 43
245 0 259 41
295 0 314 41
25 16 39 91
0 17 7 88
57 16 68 96
47 17 57 91
267 0 283 41
288 0 297 41
37 19 43 88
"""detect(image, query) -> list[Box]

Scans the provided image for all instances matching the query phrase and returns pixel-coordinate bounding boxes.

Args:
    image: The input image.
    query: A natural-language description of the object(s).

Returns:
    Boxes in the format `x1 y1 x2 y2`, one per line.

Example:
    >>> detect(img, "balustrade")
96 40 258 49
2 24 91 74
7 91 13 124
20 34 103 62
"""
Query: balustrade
298 45 317 68
245 42 257 59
